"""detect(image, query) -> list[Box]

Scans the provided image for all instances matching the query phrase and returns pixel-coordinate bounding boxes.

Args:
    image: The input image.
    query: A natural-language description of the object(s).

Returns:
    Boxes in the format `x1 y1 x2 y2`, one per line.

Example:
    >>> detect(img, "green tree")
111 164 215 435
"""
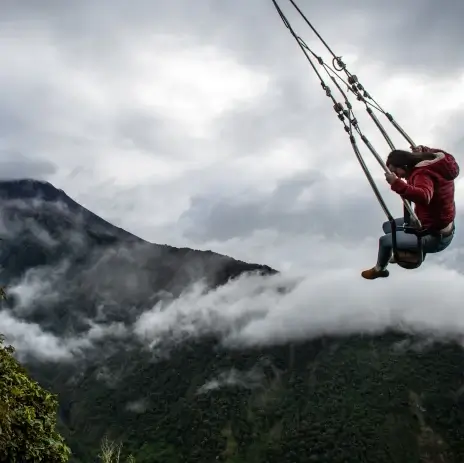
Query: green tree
0 335 71 462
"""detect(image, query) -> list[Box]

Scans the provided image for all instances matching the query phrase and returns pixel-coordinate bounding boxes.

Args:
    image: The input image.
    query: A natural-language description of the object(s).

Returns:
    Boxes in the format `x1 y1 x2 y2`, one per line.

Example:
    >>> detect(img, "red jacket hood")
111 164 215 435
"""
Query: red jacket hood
413 151 460 181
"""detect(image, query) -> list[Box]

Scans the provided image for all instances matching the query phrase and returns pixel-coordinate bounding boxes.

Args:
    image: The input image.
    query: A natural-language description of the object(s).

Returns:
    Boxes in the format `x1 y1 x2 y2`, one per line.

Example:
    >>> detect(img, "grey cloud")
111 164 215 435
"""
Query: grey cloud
434 109 464 154
178 170 387 243
211 75 329 158
114 109 213 161
353 1 464 72
2 0 462 73
113 69 343 164
0 151 56 180
268 0 464 74
1 0 460 159
115 110 184 157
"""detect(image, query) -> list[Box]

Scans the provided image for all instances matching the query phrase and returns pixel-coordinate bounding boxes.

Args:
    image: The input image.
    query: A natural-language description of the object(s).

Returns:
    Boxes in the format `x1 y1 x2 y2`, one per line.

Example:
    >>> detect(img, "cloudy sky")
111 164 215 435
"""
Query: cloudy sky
2 0 464 362
1 0 463 272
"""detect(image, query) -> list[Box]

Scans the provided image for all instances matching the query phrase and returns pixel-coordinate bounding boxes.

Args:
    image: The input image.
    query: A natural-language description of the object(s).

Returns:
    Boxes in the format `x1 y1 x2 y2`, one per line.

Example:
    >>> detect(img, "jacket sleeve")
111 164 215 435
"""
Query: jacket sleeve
390 172 434 204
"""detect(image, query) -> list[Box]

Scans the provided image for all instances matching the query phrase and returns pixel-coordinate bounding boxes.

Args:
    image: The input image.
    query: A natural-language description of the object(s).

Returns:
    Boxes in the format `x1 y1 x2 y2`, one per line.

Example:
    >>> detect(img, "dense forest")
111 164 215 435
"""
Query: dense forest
21 332 463 463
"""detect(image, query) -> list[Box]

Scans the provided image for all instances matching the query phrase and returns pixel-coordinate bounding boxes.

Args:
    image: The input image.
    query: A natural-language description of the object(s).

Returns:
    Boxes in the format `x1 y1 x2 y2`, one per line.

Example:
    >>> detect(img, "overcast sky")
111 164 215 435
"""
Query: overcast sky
1 0 463 275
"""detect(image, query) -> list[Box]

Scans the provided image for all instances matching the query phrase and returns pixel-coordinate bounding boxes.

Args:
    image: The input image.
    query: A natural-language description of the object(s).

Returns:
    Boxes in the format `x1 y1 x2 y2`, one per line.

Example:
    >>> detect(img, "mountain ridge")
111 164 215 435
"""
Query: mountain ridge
0 177 276 289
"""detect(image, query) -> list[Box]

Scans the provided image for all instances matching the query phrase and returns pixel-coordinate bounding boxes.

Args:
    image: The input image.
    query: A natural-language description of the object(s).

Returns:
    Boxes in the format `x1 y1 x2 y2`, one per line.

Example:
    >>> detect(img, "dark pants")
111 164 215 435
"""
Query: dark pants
377 218 455 269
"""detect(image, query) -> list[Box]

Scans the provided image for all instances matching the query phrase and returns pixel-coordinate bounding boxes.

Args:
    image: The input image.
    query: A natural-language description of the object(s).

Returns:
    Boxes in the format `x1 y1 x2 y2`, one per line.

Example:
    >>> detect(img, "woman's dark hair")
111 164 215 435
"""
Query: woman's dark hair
386 149 435 170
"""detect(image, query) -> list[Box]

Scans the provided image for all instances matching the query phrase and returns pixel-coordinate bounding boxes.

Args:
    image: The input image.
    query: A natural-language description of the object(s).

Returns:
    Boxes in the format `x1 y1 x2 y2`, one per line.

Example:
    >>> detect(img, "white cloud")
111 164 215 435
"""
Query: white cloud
0 310 76 362
198 367 265 393
1 264 128 361
130 36 270 137
133 258 464 351
125 398 149 413
0 306 128 362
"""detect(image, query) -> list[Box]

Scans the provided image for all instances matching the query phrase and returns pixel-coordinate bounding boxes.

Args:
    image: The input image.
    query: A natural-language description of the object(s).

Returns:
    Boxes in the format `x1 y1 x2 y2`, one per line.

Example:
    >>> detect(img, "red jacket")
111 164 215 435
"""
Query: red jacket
390 149 460 231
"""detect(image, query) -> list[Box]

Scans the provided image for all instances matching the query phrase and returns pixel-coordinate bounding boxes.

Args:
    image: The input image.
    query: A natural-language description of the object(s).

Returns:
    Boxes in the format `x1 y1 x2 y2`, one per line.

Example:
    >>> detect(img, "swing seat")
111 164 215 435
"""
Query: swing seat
392 223 425 270
394 250 423 270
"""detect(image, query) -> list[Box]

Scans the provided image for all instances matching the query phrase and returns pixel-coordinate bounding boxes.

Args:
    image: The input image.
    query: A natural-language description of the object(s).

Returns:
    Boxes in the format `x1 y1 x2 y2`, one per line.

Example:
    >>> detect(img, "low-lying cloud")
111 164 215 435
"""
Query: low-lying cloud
134 263 464 349
0 306 127 362
2 242 464 363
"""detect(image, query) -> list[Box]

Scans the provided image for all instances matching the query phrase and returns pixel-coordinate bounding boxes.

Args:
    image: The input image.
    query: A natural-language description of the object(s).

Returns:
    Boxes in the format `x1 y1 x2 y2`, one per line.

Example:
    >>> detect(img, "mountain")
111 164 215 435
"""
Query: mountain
1 179 464 463
0 179 275 336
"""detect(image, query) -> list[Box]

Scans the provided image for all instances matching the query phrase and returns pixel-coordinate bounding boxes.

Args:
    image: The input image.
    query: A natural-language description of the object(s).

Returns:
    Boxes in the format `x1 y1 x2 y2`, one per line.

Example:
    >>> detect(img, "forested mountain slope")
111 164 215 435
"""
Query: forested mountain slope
0 179 463 462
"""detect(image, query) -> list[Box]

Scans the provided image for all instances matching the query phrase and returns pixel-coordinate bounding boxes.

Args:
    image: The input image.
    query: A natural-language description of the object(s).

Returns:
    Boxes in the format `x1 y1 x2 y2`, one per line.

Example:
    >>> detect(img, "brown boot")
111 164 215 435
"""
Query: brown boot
361 267 390 280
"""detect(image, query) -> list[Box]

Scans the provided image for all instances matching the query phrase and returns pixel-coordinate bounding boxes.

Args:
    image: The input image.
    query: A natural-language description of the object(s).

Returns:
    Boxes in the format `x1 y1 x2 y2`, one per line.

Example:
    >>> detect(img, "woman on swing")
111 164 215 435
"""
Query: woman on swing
362 145 459 280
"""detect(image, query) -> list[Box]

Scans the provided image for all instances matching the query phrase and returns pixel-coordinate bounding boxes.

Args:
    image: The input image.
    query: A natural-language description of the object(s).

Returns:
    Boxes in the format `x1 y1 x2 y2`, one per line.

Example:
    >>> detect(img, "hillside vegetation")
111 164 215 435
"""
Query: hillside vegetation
22 332 464 463
0 336 70 463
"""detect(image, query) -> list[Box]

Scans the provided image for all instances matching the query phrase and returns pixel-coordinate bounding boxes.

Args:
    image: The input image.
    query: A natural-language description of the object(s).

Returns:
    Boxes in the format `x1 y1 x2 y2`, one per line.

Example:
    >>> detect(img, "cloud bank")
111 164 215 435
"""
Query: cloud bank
2 238 464 363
